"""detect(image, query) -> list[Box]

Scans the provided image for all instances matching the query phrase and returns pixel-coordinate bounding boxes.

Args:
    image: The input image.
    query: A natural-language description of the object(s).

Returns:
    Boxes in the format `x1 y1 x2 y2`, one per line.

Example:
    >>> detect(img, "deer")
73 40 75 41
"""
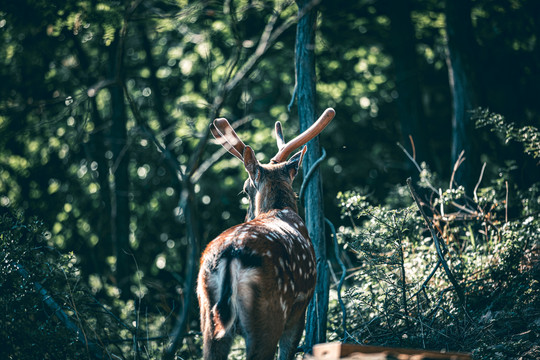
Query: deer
197 108 335 360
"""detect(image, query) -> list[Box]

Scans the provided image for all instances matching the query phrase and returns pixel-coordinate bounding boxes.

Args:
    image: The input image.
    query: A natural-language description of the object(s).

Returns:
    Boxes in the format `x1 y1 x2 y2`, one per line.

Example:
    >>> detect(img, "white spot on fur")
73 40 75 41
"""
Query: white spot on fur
295 292 309 303
280 296 287 314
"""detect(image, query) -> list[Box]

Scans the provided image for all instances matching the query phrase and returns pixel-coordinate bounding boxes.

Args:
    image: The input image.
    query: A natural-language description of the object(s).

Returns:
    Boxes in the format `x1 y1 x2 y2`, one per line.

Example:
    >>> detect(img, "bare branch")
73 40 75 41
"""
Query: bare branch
473 162 487 202
449 150 465 190
406 178 466 309
397 142 438 193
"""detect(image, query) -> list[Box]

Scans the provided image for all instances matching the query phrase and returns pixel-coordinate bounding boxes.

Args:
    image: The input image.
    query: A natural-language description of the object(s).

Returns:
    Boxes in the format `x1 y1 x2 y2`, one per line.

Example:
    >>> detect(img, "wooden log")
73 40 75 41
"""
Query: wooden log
310 342 471 360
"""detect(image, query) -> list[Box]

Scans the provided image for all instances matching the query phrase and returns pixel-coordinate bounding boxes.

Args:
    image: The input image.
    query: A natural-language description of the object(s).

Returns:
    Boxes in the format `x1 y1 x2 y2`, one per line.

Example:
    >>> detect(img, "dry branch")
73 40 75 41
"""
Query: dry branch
406 178 466 308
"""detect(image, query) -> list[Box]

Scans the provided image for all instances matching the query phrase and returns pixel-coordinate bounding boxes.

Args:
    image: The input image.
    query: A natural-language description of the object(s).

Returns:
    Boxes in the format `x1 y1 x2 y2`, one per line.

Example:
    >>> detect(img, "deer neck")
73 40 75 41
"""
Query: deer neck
255 180 298 217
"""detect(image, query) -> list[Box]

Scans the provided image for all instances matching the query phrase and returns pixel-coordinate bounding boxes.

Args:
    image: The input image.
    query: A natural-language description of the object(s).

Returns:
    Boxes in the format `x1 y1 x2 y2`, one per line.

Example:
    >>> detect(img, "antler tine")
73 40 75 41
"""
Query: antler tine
271 108 335 163
275 121 286 150
210 118 245 161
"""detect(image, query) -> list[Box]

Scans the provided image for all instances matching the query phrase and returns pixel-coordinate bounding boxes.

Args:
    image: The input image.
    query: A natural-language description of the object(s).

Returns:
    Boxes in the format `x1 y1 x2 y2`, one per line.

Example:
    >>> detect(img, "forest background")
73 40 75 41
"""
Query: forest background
1 0 539 359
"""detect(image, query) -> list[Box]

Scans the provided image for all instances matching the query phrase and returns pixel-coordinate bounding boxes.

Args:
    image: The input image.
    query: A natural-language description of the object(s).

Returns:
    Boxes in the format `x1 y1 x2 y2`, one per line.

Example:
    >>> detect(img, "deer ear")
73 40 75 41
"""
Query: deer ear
286 145 307 180
243 146 261 187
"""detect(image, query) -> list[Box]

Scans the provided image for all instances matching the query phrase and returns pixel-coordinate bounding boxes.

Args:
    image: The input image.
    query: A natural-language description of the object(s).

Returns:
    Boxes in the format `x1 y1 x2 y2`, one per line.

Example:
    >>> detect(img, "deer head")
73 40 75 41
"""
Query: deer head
210 108 335 221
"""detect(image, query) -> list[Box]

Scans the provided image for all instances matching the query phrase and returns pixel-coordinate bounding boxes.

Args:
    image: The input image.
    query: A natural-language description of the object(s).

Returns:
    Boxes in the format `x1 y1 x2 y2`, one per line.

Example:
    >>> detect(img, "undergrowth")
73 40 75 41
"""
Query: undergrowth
0 210 183 359
330 110 540 359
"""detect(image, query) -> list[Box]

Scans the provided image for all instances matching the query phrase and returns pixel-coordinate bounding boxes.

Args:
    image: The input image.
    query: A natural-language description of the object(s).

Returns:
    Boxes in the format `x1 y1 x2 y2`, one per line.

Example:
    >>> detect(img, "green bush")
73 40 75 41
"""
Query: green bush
0 211 86 359
332 112 540 358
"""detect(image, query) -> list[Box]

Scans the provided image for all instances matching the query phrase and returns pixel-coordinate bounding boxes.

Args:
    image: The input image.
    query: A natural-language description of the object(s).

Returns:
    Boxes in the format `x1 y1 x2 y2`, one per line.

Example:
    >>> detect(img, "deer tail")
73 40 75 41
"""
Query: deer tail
211 255 236 339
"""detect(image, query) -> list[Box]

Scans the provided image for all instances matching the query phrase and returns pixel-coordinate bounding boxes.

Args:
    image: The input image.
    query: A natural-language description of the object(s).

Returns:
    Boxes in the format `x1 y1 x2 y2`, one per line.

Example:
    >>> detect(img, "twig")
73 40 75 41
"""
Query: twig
397 142 438 193
408 135 416 161
439 188 445 218
449 150 465 190
394 214 409 328
406 178 466 308
505 181 509 223
397 142 422 173
325 217 349 341
473 162 486 202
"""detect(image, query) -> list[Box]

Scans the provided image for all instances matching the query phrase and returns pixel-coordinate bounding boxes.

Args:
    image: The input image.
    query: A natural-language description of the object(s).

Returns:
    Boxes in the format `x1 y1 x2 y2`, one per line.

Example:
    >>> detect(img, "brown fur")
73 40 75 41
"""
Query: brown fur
197 157 316 360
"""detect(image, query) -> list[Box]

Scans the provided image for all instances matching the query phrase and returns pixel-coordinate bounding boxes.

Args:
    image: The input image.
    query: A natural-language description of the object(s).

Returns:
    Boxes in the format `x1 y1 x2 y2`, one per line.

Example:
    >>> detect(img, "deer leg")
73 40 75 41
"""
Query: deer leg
203 333 234 360
238 296 284 360
200 291 234 360
244 328 281 360
277 307 307 360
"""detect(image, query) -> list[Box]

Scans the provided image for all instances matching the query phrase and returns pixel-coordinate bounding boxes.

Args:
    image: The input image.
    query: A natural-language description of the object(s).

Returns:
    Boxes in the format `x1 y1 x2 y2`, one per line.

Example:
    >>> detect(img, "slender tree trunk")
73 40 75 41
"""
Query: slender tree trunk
387 0 428 171
90 97 113 264
294 0 329 351
109 34 131 296
71 32 113 272
137 23 176 150
445 0 480 191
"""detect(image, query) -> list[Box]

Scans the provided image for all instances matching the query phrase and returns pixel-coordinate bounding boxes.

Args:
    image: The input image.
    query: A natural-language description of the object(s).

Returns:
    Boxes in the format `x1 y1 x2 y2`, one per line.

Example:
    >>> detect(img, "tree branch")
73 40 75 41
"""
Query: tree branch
406 178 466 308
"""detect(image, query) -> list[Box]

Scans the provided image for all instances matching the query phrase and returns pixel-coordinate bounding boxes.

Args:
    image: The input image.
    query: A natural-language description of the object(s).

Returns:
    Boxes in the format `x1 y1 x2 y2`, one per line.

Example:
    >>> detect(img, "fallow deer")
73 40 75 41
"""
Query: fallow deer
197 108 335 360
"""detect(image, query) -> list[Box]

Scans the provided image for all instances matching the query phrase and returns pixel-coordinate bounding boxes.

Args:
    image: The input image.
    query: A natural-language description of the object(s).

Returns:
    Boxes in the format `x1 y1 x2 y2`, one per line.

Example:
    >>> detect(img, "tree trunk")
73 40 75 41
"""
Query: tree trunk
294 0 329 351
387 0 429 171
445 0 480 191
71 32 113 273
109 34 131 296
137 23 176 150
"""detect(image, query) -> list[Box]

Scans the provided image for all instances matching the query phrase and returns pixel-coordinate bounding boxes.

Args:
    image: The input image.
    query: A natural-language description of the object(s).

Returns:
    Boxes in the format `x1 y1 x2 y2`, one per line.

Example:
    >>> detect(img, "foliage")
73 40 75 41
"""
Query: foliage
474 108 540 159
333 119 540 358
0 211 85 359
0 210 202 359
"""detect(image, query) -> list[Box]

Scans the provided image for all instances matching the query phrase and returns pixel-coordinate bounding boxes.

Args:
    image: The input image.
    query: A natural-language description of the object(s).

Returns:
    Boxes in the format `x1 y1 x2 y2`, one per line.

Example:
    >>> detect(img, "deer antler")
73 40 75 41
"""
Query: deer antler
271 108 335 163
210 118 246 161
275 121 286 150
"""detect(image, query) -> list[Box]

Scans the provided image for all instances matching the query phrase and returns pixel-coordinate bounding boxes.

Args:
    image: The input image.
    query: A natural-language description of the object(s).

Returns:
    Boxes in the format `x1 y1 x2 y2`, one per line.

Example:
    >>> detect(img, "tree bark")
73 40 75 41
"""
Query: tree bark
109 33 131 296
294 0 329 351
445 0 480 191
386 0 429 171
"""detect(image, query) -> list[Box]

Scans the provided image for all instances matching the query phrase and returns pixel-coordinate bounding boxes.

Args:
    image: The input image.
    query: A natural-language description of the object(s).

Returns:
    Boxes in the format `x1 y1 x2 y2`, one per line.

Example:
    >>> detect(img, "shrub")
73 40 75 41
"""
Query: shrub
0 211 86 359
332 111 540 358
